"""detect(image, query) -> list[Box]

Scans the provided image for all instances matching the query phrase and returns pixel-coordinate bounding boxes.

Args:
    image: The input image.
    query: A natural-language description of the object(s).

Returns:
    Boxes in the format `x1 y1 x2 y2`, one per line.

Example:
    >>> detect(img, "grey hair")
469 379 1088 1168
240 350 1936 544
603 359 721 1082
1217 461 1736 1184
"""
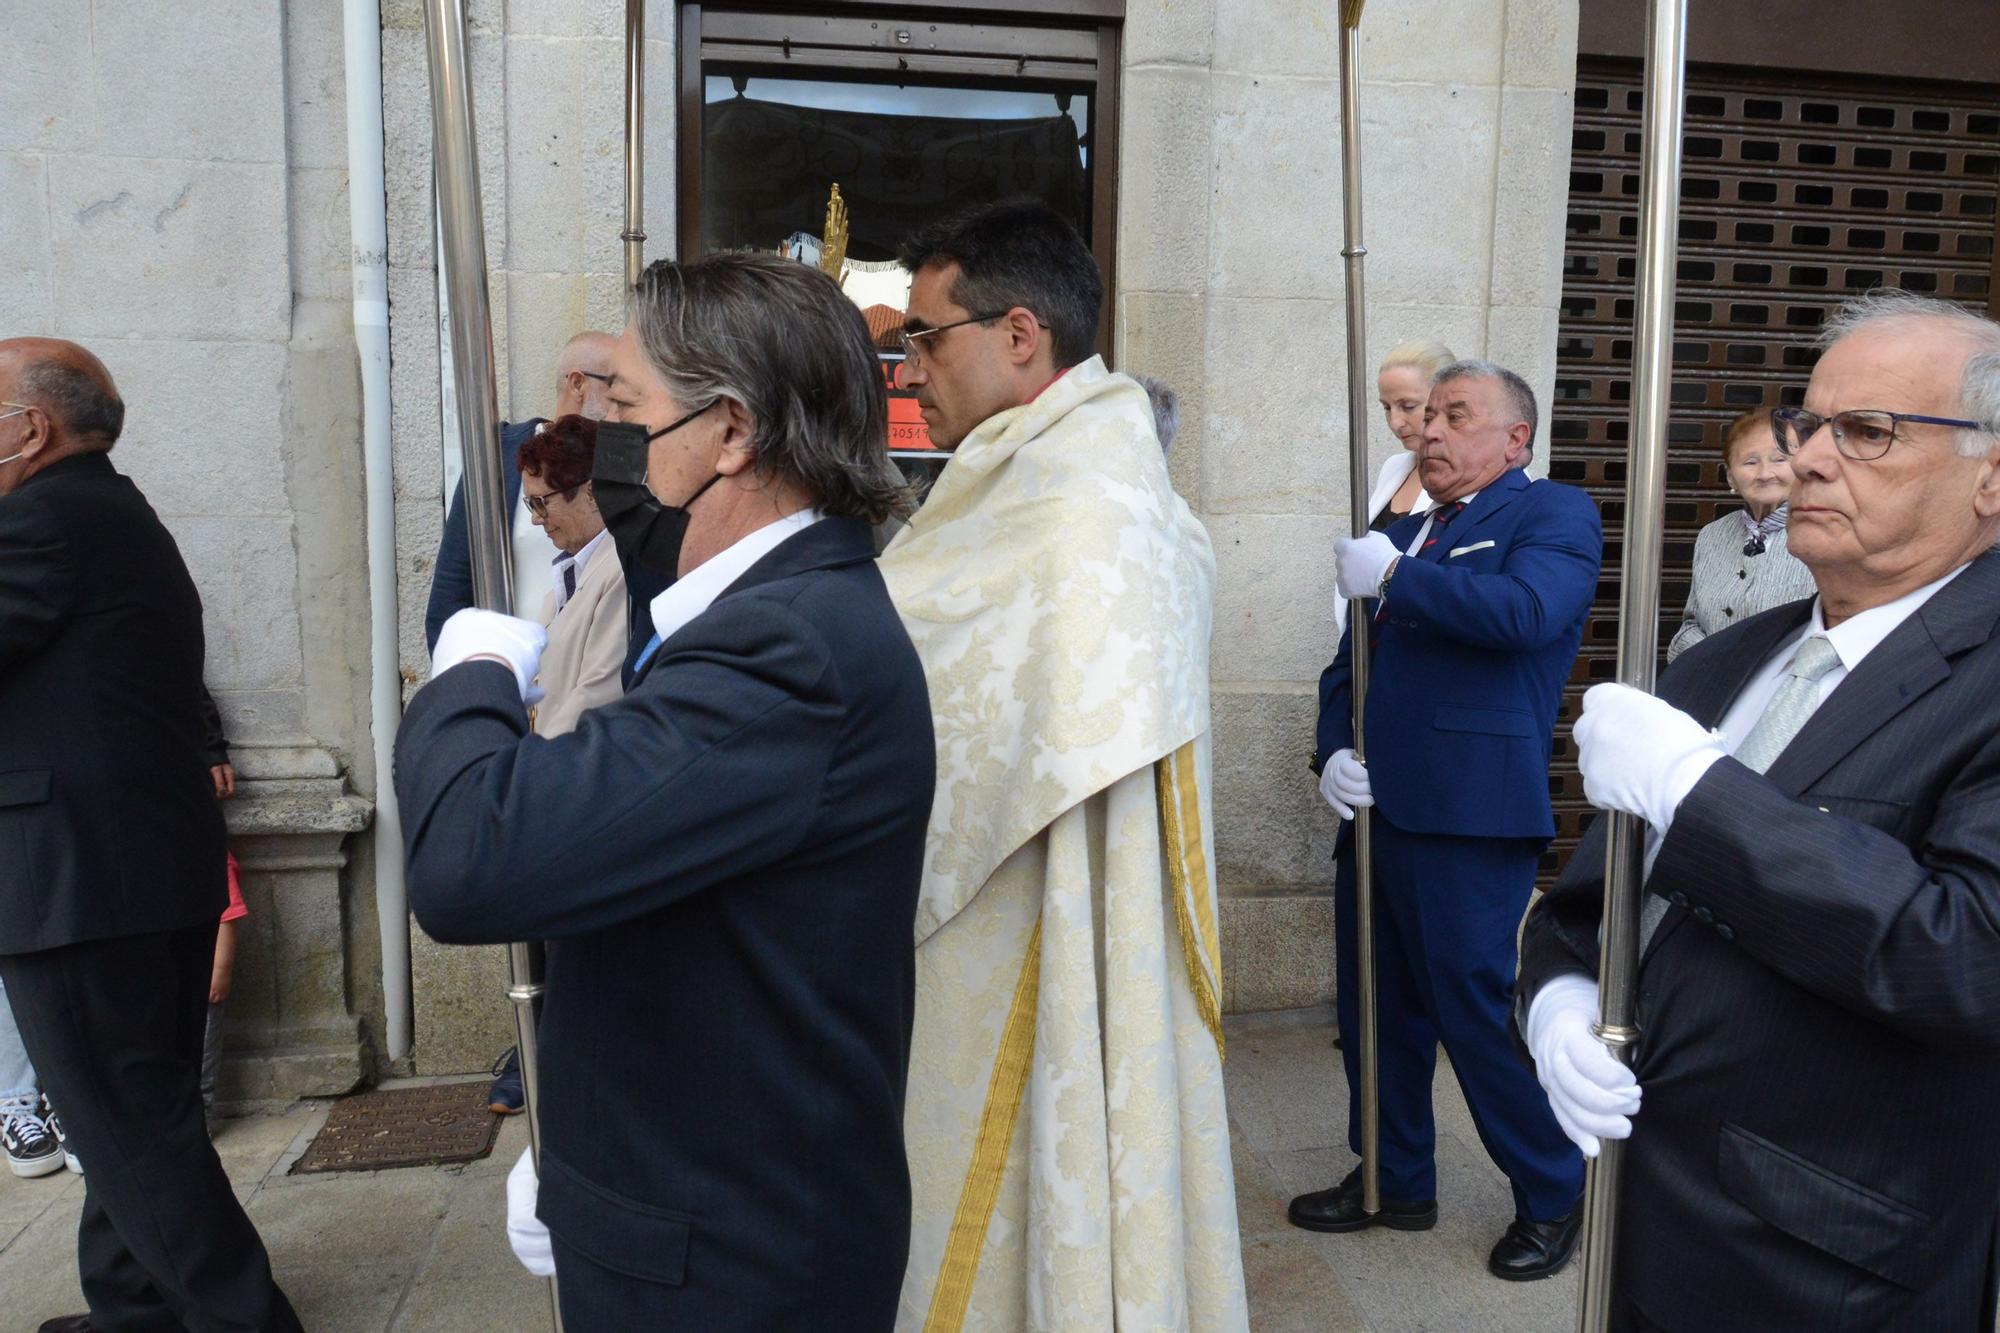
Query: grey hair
1433 359 1539 462
627 254 912 523
1133 374 1180 453
16 359 123 445
1817 289 2000 459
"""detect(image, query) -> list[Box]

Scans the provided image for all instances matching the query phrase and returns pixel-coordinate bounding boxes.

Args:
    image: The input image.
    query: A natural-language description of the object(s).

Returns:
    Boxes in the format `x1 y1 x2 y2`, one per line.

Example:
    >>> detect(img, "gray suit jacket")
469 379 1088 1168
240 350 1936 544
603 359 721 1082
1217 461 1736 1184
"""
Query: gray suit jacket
1666 509 1815 662
1521 548 2000 1332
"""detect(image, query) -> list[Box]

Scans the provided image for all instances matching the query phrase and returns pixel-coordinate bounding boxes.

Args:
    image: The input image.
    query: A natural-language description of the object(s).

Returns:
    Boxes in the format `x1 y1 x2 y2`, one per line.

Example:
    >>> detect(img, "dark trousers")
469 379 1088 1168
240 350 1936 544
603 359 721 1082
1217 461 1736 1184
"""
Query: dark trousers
1335 815 1583 1221
0 925 301 1333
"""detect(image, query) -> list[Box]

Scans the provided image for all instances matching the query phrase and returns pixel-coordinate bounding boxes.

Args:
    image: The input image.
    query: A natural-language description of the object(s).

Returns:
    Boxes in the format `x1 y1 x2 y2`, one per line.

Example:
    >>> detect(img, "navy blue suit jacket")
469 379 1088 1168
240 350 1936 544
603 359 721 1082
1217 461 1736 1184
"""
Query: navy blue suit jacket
1316 467 1602 841
396 517 934 1328
0 453 225 953
1521 549 2000 1331
423 419 540 652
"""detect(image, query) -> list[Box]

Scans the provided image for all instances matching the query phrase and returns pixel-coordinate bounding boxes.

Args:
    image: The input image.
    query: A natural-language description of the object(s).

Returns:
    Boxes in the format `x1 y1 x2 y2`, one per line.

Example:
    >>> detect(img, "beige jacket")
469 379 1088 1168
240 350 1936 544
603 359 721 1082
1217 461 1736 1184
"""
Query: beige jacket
530 535 628 737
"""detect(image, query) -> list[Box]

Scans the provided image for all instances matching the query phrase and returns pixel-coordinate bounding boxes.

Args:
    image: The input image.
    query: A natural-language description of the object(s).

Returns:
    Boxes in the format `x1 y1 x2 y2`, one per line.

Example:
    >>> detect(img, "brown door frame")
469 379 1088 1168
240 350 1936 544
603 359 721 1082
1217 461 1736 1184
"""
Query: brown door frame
675 2 1122 350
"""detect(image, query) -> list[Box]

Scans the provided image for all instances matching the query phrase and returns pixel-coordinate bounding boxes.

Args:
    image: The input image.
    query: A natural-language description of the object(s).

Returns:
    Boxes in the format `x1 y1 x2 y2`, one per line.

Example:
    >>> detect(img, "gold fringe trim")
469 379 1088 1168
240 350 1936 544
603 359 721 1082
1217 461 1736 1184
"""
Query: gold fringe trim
923 917 1043 1333
1157 745 1225 1058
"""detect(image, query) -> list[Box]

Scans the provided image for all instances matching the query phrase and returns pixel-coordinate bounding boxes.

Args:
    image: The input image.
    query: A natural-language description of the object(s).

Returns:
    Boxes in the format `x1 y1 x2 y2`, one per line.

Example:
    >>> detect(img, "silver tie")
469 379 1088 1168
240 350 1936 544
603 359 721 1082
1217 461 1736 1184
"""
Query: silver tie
1638 633 1842 949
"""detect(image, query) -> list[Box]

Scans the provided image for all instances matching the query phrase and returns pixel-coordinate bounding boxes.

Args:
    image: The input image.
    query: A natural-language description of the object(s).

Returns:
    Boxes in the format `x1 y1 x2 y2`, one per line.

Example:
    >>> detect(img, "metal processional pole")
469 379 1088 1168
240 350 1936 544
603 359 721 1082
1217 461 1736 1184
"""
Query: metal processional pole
1337 0 1383 1217
621 0 647 288
418 1 562 1327
1575 0 1688 1328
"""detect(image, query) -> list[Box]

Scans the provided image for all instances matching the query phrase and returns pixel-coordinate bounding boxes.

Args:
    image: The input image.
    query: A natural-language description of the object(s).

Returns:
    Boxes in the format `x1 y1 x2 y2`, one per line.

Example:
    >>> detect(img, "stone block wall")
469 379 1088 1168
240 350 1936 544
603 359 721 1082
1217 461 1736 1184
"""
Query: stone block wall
2 1 381 1096
1116 0 1582 1009
377 0 1583 1059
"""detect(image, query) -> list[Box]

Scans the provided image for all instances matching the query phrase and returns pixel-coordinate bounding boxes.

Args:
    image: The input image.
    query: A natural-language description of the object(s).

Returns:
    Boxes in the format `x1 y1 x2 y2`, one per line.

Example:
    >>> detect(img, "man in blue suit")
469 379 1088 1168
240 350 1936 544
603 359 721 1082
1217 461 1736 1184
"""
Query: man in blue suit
1292 360 1601 1281
396 255 931 1329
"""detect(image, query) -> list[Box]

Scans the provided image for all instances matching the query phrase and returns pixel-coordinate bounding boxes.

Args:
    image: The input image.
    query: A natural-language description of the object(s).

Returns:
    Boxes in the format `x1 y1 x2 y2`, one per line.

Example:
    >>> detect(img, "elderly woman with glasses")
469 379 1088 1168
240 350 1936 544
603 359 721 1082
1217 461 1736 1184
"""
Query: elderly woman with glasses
516 414 629 735
1666 407 1817 662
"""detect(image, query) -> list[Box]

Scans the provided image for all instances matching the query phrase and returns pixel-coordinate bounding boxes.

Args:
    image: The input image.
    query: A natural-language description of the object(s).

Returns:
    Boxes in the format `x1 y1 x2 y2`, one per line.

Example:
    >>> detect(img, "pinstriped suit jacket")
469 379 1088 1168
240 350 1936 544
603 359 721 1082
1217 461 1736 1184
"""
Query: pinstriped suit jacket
1520 547 2000 1332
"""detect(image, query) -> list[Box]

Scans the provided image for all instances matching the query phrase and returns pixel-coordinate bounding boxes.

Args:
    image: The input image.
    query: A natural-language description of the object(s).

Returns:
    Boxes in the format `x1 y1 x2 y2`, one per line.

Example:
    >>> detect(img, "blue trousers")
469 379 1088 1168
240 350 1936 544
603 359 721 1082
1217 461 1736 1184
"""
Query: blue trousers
1335 814 1583 1221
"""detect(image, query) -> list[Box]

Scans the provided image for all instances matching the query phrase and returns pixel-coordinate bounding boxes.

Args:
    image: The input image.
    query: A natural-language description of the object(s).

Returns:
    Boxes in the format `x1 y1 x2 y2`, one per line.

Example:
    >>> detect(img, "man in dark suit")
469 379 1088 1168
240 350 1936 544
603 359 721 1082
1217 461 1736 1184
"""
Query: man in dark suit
0 338 301 1332
1292 361 1600 1280
424 329 616 651
397 254 932 1329
1521 290 2000 1331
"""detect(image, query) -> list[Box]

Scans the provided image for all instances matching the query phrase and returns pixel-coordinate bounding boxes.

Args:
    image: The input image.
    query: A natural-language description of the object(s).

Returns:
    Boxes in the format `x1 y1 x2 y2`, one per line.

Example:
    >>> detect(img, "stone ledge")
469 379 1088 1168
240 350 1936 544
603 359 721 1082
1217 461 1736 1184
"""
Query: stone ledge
219 1037 367 1107
225 794 373 839
232 744 343 780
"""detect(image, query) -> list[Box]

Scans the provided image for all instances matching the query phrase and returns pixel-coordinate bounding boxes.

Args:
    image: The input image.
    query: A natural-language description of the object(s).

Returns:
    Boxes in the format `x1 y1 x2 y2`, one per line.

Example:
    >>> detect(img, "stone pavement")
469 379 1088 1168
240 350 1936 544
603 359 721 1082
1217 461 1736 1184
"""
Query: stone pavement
0 1007 1578 1330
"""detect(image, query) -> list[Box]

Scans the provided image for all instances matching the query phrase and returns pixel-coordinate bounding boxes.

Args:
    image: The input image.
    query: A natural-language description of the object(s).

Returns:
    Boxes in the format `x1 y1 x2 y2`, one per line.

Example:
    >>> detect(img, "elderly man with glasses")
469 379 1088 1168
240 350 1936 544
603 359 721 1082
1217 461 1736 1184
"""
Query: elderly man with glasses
1520 288 2000 1331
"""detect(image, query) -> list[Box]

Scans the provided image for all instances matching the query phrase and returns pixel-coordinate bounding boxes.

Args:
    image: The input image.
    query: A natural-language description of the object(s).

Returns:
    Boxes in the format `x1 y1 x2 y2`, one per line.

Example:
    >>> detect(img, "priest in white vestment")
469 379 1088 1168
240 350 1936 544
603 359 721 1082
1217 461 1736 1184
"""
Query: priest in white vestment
880 202 1247 1332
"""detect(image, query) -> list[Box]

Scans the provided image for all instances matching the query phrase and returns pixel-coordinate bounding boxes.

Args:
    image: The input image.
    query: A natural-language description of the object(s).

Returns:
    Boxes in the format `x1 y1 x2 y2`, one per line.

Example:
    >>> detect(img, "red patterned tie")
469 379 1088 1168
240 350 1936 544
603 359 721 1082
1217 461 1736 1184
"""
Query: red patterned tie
1419 500 1469 556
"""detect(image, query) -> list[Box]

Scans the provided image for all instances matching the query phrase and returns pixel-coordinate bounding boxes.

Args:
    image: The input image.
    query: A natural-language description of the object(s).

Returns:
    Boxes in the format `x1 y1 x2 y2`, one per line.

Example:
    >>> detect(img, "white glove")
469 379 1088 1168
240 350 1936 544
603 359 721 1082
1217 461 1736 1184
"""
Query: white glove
1573 682 1725 834
1524 974 1641 1159
1334 531 1400 601
1317 748 1374 821
433 608 549 706
506 1147 556 1278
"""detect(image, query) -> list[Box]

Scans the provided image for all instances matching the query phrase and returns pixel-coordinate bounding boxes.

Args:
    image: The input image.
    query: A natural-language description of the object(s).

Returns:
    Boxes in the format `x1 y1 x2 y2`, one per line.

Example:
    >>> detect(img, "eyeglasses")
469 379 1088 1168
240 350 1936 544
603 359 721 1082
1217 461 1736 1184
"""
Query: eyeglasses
0 400 28 422
575 371 612 385
1770 406 1988 462
524 480 587 517
896 311 1013 366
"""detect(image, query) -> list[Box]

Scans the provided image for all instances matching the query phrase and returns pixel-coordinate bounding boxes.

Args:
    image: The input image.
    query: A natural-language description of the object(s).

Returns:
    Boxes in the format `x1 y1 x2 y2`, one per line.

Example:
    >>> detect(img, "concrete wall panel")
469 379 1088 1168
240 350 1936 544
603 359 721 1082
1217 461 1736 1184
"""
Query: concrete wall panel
91 0 286 164
0 1 95 153
0 154 53 328
48 157 290 342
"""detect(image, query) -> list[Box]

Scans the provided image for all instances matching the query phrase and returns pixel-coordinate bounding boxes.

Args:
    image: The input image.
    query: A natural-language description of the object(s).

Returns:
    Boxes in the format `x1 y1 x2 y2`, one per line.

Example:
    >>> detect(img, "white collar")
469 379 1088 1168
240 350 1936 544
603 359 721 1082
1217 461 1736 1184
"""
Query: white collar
550 529 609 609
1809 562 1970 674
647 509 824 648
555 528 608 571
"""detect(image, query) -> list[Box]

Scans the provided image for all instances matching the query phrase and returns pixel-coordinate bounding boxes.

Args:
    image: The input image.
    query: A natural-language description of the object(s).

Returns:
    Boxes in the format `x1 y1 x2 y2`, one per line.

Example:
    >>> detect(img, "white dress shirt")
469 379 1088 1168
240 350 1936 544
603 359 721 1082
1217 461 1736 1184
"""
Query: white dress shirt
1400 488 1482 559
642 508 825 662
550 529 609 615
1713 561 1971 749
510 487 557 618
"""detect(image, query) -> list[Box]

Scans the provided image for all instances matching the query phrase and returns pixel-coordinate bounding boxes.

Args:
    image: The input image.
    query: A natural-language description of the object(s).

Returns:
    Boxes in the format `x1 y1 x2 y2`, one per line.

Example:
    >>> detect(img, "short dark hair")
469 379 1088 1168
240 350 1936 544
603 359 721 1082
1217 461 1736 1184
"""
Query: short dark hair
629 254 912 524
516 414 597 494
18 359 123 445
897 201 1103 368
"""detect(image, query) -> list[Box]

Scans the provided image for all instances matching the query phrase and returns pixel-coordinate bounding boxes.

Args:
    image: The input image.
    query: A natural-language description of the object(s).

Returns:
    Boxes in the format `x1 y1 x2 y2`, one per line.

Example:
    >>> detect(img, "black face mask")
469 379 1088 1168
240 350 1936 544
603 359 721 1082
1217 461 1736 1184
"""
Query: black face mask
592 406 721 580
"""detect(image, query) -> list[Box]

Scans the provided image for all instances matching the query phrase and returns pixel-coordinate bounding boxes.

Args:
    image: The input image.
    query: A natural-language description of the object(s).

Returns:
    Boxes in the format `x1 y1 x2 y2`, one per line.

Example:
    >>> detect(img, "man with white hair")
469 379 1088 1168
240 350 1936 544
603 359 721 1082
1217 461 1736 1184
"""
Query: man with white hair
1522 290 2000 1331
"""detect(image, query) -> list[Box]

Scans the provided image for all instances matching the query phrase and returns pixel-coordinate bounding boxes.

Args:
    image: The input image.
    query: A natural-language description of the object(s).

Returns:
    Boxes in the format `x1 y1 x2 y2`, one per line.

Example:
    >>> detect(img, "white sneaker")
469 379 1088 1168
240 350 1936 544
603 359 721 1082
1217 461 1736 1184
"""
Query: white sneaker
42 1099 80 1175
2 1099 63 1178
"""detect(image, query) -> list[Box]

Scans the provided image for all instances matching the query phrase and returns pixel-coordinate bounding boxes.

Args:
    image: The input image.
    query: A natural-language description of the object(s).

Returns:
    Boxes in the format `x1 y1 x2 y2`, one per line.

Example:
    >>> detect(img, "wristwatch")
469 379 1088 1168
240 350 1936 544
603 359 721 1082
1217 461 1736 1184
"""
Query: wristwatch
1376 556 1400 600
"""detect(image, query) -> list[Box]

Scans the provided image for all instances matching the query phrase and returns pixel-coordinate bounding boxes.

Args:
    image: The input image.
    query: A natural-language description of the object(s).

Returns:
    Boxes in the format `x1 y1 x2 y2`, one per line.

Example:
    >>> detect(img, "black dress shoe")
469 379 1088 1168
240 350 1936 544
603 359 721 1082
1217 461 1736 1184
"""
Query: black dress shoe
1288 1167 1437 1233
1488 1206 1584 1280
39 1317 98 1333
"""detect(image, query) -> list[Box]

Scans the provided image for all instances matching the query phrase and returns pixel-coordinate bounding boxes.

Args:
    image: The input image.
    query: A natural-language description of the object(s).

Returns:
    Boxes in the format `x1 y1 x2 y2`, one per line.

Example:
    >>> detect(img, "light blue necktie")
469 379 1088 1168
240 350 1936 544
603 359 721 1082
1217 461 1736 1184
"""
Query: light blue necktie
1638 633 1843 949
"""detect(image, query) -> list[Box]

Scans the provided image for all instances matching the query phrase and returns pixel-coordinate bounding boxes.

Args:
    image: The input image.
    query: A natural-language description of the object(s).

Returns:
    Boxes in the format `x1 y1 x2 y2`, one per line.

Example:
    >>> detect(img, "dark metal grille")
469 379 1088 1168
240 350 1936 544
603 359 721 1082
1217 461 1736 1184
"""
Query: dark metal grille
1543 59 2000 883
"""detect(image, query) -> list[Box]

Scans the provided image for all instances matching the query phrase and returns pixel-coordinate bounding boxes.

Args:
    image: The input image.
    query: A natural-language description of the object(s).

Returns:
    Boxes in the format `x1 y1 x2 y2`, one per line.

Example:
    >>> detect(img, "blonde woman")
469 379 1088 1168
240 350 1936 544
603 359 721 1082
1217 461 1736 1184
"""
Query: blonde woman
1364 339 1456 525
1335 340 1456 639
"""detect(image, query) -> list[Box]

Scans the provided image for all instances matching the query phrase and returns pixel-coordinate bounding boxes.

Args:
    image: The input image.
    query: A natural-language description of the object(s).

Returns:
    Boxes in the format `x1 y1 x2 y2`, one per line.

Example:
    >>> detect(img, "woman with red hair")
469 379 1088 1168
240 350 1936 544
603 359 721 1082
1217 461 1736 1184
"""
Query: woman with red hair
514 414 629 736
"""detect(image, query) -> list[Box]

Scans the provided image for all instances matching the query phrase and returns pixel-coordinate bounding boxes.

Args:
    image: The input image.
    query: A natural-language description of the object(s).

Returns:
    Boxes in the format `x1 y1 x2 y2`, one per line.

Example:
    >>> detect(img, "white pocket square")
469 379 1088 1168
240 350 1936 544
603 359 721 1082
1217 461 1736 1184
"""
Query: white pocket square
1449 540 1496 558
